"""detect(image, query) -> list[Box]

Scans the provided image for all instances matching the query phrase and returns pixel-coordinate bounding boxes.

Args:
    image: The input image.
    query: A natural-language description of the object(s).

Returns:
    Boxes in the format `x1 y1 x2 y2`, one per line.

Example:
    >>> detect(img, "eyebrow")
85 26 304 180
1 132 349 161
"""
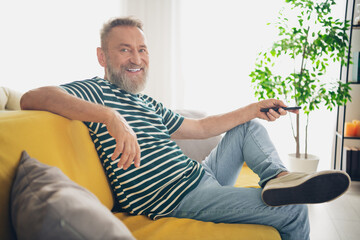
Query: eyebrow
117 43 147 49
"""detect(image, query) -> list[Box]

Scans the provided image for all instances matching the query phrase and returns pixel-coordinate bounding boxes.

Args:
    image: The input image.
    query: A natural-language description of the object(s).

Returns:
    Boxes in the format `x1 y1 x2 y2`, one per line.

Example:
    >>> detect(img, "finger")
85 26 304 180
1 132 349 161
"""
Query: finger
118 151 129 169
125 142 141 169
122 143 137 170
288 109 299 114
123 152 136 170
134 146 141 168
120 140 140 169
112 142 124 161
278 108 288 116
273 99 287 108
269 109 281 119
267 112 276 121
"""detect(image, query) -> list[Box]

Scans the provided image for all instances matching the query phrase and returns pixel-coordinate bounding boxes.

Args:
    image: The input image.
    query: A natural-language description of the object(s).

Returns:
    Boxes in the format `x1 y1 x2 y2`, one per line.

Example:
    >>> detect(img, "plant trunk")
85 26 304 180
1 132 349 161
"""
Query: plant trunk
305 114 309 159
305 124 308 159
295 26 309 159
296 113 300 158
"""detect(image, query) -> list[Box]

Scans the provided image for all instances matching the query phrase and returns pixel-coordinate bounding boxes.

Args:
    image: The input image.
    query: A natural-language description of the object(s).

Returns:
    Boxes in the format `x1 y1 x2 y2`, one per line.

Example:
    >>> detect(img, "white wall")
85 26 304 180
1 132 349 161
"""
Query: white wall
0 0 122 92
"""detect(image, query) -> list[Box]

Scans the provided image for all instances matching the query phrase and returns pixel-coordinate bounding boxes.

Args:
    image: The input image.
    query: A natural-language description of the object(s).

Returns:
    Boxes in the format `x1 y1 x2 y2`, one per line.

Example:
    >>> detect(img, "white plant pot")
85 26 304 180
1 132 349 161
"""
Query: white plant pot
288 153 319 173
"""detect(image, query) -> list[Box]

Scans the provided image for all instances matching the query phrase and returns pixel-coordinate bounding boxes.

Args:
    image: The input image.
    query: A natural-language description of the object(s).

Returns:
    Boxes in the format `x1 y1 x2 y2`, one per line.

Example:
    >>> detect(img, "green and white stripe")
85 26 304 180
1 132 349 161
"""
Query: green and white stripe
61 77 204 219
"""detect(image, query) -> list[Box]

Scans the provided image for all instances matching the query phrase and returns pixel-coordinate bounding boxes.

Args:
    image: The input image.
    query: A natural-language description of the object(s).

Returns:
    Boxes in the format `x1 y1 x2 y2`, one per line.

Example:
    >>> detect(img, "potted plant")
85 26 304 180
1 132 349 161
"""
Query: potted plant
249 0 352 172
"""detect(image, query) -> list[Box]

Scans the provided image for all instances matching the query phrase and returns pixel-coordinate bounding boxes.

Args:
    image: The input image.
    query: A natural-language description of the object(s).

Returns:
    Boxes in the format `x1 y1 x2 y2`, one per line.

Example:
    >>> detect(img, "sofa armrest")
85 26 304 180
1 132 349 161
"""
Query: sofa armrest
0 87 23 110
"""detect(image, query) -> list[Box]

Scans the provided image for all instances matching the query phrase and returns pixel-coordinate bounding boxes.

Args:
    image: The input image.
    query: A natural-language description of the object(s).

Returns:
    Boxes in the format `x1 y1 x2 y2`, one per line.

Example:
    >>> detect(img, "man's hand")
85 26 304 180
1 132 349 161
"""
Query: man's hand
21 86 141 170
255 99 299 122
105 110 141 170
172 98 300 140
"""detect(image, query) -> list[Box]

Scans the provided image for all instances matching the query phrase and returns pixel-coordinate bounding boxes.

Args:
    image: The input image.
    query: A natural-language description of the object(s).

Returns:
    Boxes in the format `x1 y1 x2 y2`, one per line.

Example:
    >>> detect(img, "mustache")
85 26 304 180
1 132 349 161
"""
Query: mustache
123 64 146 70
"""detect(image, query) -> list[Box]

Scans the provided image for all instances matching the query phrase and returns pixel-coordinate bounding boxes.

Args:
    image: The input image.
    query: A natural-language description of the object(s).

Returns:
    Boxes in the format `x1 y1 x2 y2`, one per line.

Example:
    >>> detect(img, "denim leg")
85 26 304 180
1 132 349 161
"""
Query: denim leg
202 120 288 187
168 173 310 240
169 120 310 239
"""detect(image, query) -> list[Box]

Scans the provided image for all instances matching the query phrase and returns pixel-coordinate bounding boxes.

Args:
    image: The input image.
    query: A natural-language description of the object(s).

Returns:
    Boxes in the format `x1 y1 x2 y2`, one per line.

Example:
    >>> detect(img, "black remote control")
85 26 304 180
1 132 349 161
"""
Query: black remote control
260 106 301 112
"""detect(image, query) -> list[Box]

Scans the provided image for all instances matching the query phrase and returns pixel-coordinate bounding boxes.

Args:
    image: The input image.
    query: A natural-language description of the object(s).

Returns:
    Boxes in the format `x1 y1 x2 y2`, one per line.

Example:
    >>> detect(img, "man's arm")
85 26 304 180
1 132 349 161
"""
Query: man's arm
21 86 140 170
171 99 297 140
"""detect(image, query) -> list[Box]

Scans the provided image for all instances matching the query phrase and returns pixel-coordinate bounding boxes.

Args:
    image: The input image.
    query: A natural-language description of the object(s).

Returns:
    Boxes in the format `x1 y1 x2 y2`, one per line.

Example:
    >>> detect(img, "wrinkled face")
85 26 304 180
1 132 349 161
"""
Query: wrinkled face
98 26 149 94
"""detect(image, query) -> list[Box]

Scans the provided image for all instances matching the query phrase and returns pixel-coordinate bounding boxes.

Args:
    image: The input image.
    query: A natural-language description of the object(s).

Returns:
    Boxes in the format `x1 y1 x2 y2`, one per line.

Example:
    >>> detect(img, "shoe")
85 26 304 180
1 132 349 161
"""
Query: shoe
261 170 351 207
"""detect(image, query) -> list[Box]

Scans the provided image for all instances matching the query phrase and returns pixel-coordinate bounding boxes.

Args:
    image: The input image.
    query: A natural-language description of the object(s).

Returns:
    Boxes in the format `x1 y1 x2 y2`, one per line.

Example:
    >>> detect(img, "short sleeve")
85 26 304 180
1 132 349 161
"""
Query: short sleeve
141 95 184 135
161 106 184 135
60 79 104 105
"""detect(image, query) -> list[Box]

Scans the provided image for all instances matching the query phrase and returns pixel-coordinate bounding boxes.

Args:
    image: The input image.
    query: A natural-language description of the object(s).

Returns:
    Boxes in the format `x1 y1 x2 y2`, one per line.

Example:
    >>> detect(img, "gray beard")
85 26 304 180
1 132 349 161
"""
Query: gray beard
106 62 147 94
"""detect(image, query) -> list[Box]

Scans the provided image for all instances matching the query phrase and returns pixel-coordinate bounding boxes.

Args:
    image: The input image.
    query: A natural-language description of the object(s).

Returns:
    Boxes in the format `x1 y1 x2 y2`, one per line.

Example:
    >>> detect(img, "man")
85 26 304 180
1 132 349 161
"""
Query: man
21 17 350 240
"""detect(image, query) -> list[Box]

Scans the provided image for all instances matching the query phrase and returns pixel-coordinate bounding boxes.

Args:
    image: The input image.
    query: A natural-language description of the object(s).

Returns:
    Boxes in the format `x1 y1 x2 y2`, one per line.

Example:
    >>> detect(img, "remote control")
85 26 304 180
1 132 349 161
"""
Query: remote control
260 106 301 112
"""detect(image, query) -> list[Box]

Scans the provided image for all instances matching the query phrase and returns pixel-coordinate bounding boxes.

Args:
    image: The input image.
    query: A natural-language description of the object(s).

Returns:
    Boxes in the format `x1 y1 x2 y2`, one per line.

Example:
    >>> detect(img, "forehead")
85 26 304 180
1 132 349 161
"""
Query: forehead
107 26 147 48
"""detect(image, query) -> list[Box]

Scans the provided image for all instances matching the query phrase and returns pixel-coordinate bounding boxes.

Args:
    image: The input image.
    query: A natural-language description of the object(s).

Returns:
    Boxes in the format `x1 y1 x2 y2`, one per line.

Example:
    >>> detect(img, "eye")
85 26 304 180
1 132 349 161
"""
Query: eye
120 48 129 52
139 49 148 54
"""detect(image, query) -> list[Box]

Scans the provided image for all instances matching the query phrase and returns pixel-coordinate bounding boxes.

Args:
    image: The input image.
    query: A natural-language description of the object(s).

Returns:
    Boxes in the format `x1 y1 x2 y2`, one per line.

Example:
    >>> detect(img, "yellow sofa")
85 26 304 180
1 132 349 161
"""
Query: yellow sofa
0 110 281 240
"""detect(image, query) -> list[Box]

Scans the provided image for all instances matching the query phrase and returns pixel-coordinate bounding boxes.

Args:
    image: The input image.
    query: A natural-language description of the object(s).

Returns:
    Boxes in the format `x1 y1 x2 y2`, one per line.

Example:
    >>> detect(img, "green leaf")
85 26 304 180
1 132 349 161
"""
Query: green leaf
249 0 351 131
270 49 276 57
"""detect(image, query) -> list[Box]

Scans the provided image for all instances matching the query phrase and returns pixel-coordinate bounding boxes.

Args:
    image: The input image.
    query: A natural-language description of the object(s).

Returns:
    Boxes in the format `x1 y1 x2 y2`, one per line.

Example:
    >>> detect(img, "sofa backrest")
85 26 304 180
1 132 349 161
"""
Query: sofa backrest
0 110 114 240
173 109 222 162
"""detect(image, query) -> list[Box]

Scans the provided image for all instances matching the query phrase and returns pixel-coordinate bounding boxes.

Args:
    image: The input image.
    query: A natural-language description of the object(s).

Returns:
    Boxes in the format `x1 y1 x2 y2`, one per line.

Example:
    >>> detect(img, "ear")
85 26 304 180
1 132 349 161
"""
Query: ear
97 47 106 67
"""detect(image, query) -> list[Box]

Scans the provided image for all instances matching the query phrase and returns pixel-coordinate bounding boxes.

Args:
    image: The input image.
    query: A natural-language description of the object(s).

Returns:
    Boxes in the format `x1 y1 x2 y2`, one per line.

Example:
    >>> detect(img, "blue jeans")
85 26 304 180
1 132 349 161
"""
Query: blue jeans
169 120 310 240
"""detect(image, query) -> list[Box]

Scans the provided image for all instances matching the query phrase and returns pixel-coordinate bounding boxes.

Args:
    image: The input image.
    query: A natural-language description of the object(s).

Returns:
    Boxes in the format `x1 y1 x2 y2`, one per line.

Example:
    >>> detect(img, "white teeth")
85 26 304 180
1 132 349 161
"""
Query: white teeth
128 68 141 72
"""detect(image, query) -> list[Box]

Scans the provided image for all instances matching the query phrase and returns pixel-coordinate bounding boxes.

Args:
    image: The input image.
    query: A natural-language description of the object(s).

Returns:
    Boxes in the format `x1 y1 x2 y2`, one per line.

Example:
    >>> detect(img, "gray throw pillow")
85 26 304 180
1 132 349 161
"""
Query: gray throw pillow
11 151 135 240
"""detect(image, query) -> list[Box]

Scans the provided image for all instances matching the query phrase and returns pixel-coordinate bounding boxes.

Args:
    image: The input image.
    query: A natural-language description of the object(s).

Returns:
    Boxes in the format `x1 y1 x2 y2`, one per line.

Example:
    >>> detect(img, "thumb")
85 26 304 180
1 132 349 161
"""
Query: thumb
272 99 287 108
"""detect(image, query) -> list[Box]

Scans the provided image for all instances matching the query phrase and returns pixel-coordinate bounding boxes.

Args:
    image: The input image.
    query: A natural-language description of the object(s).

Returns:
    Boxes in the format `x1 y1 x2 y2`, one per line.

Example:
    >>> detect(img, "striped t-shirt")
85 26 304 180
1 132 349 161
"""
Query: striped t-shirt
60 77 205 219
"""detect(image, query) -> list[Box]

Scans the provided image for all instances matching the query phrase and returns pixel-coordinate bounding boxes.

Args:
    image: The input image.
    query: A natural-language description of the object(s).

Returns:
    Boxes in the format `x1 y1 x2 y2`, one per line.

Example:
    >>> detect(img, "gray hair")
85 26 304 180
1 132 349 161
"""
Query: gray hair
100 17 144 51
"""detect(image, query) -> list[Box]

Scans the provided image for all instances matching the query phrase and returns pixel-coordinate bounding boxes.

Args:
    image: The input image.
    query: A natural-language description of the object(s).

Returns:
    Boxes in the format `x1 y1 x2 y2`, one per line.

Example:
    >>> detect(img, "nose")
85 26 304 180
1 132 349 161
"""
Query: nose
130 51 142 65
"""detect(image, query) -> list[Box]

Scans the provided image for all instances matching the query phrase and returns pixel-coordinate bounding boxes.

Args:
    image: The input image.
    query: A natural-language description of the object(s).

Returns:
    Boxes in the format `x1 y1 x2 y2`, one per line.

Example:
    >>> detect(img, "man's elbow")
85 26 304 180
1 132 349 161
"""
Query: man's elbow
20 90 33 110
20 87 53 110
21 86 67 111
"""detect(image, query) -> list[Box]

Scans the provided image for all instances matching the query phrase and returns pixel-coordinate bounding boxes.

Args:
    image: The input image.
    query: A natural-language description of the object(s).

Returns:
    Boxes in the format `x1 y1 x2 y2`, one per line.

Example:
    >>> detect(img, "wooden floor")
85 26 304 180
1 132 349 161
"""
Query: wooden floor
309 181 360 240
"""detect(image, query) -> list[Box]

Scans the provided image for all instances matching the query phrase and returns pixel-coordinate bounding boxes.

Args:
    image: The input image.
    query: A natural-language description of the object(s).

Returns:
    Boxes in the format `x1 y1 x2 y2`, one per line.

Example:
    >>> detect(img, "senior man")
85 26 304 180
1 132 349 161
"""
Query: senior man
21 17 350 240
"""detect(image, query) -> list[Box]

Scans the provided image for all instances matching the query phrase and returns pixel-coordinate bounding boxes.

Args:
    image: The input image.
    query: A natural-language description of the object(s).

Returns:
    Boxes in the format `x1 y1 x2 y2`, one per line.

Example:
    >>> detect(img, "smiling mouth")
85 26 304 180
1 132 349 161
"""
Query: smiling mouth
127 68 142 73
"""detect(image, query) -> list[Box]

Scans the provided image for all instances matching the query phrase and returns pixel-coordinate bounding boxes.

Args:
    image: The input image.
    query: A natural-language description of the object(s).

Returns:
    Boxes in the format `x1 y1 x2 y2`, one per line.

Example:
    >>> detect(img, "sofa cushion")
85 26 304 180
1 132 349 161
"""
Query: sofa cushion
11 151 135 240
0 86 22 110
116 212 280 240
0 110 114 239
173 109 222 162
